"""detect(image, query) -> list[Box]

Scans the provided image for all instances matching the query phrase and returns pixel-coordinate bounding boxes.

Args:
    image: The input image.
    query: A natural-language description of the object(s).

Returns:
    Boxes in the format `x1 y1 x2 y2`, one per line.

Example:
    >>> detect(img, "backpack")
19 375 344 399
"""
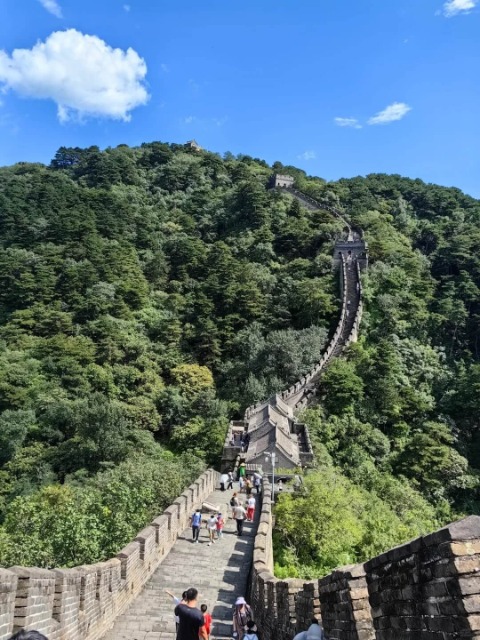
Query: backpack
230 497 235 506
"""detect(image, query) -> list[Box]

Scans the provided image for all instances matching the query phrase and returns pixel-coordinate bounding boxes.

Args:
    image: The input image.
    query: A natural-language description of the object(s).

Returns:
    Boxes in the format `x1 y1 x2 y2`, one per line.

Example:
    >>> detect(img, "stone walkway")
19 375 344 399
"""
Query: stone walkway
102 487 259 640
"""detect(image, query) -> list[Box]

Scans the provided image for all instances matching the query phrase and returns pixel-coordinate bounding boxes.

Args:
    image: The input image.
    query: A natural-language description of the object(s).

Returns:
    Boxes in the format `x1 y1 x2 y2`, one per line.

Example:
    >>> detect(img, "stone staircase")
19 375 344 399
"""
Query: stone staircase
101 486 258 640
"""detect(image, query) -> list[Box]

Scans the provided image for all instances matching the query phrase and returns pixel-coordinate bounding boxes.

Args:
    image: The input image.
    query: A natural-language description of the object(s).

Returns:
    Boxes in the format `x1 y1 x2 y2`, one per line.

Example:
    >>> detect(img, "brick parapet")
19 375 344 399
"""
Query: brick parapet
0 468 219 640
249 479 480 640
365 515 480 640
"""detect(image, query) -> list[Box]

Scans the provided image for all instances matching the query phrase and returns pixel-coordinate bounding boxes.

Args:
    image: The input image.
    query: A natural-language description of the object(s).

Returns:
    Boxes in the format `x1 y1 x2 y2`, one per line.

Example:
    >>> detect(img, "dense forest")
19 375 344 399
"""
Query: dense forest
0 142 479 574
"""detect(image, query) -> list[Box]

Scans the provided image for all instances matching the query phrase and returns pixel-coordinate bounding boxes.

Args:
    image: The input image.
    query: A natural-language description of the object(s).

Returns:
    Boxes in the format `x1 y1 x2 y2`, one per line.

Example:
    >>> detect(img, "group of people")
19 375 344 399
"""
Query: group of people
229 492 256 536
168 588 260 640
220 468 262 495
10 594 324 640
190 508 225 545
167 587 212 640
189 495 257 542
228 431 251 452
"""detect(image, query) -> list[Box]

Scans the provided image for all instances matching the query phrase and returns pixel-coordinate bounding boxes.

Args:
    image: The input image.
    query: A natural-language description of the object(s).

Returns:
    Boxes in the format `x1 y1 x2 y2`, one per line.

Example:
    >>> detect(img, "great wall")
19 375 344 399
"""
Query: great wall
2 182 480 640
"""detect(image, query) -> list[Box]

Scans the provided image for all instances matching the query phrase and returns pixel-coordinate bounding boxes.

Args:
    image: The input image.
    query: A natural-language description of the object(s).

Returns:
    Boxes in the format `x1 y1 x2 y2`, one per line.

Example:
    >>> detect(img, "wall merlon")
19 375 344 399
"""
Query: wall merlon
0 469 218 640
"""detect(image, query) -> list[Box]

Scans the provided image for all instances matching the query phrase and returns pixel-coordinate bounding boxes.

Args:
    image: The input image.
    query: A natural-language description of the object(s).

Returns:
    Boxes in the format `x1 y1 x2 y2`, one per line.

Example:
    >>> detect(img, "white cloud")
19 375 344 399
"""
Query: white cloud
367 102 411 125
123 4 131 12
183 116 195 124
334 117 362 129
38 0 62 17
160 63 169 73
0 29 149 122
297 150 316 161
442 0 476 16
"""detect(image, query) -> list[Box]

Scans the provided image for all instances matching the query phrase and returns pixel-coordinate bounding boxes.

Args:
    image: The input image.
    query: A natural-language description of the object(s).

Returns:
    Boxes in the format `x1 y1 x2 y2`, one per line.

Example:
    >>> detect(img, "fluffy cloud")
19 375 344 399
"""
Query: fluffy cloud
297 150 316 160
38 0 62 17
442 0 476 16
0 29 149 122
367 102 411 125
334 117 362 129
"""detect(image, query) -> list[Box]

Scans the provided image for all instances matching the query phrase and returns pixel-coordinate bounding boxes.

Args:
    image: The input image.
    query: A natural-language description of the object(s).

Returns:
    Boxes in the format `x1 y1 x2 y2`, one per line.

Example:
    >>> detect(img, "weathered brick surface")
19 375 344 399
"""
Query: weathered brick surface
0 468 219 640
319 566 374 640
365 514 480 640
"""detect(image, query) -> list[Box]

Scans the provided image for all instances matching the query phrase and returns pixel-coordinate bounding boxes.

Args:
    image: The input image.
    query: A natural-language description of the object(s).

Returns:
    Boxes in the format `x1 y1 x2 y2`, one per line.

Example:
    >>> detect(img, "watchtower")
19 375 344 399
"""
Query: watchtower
333 239 368 271
272 174 295 188
185 139 202 151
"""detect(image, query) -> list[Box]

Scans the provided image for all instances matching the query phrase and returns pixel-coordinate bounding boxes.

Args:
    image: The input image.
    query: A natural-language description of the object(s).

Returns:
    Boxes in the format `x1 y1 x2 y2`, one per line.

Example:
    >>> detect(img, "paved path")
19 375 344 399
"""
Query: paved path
103 487 259 640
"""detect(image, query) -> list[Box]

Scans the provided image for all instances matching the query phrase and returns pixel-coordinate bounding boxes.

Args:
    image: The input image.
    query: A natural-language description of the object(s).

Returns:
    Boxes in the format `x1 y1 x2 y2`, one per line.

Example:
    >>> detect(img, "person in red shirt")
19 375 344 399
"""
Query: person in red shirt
200 604 212 639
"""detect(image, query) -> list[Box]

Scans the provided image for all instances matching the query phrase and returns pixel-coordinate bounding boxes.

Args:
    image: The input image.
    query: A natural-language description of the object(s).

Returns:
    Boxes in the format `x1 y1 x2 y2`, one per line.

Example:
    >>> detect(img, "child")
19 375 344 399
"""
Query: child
216 512 224 539
200 604 212 639
244 620 259 640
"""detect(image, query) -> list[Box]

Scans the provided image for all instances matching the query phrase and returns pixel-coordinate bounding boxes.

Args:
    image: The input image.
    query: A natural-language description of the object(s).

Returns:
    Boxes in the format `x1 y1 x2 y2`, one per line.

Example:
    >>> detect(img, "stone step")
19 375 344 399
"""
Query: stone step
101 488 258 640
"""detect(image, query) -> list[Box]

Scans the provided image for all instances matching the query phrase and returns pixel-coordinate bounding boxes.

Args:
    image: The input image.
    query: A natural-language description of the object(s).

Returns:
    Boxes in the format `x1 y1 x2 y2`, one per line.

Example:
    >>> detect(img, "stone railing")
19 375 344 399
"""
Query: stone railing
250 481 480 640
0 469 219 640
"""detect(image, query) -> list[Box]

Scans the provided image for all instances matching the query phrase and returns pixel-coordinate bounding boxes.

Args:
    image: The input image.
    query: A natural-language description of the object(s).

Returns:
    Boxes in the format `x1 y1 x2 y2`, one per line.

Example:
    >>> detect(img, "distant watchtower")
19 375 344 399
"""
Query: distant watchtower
272 174 295 188
185 139 202 151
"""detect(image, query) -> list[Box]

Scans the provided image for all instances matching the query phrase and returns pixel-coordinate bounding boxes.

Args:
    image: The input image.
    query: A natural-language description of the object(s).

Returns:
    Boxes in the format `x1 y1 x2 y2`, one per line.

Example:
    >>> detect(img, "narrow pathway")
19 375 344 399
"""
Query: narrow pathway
102 486 258 640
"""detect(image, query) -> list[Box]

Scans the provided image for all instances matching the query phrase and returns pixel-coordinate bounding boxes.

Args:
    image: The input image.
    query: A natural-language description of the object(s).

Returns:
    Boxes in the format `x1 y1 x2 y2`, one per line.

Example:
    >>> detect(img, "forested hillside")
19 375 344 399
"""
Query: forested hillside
0 142 479 572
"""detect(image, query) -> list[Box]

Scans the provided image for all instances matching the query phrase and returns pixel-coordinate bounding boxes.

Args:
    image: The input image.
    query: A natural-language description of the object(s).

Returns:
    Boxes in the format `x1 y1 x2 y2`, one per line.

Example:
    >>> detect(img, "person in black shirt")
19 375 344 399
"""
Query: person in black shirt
174 587 207 640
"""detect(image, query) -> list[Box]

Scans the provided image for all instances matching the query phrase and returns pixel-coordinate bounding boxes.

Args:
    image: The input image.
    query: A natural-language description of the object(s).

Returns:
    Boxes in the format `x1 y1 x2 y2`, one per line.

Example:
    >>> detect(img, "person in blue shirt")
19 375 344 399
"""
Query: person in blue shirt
190 509 202 543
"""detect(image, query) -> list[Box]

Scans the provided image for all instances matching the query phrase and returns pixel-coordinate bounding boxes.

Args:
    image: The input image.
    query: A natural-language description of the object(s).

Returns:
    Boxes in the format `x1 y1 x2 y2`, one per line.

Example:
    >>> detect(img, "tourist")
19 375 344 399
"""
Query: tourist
244 620 259 640
216 512 225 539
292 619 325 640
254 474 262 494
239 475 245 493
277 479 283 493
8 633 49 640
190 509 202 543
246 495 256 522
233 501 247 536
230 492 240 518
232 596 253 640
165 589 187 632
206 513 218 545
238 462 247 478
245 478 253 496
227 470 234 490
175 588 208 640
200 604 212 640
220 472 229 492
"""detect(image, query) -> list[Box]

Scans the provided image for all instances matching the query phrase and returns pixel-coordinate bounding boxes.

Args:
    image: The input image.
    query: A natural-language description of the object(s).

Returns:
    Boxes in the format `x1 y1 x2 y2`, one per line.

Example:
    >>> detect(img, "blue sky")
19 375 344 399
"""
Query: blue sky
0 0 479 197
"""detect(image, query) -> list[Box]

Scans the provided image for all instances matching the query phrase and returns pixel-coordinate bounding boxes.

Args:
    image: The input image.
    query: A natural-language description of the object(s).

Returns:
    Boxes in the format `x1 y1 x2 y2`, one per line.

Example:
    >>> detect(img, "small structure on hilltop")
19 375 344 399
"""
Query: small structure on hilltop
272 173 295 188
185 139 202 151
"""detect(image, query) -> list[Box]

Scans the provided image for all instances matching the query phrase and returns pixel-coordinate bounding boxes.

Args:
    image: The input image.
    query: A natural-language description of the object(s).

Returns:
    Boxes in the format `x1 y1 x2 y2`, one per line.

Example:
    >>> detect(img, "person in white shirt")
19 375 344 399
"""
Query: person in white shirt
220 472 229 491
206 513 218 545
233 503 247 536
246 496 256 521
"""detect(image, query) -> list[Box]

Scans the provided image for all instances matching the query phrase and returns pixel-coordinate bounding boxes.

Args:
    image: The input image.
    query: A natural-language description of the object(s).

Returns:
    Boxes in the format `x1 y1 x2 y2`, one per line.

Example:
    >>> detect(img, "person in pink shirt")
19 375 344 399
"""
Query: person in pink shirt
216 512 224 539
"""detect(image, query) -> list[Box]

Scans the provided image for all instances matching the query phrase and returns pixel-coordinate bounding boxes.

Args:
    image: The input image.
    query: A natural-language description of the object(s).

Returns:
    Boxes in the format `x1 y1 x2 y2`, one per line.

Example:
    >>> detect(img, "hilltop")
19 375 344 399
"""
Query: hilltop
0 141 479 572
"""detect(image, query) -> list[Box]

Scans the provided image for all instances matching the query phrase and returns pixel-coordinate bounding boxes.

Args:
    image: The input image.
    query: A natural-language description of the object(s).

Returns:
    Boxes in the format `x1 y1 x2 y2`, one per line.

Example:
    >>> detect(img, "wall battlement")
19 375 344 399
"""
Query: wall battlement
0 469 219 640
250 481 480 640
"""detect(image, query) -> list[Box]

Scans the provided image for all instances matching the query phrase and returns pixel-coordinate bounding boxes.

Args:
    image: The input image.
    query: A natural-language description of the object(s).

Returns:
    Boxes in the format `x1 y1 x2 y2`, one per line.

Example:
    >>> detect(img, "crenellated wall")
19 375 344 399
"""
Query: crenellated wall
250 481 480 640
0 469 218 640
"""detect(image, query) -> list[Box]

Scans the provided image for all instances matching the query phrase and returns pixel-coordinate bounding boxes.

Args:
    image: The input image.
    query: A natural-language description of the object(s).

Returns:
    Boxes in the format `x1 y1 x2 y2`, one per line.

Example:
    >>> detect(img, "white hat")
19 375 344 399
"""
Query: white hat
235 596 246 606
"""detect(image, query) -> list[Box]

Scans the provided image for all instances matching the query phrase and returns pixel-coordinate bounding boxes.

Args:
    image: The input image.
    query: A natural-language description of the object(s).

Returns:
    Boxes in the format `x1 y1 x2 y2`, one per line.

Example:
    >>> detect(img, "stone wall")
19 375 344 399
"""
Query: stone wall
0 468 218 640
250 482 480 640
